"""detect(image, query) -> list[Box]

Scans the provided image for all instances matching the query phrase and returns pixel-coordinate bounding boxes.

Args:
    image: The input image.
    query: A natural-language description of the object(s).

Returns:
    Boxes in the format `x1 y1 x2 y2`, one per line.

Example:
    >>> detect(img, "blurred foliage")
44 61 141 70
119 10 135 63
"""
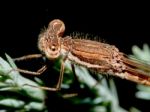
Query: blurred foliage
131 44 150 64
131 44 150 100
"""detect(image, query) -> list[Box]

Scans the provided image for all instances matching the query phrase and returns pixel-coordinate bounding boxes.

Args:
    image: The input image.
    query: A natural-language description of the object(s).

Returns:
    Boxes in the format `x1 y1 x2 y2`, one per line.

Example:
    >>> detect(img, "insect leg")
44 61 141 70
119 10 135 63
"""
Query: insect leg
55 57 67 90
8 65 47 75
22 58 67 91
13 54 43 61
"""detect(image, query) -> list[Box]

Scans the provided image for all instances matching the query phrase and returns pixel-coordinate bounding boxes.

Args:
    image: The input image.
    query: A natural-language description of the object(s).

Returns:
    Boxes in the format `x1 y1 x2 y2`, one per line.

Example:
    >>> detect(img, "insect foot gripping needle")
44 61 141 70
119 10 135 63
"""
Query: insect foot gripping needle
14 19 150 91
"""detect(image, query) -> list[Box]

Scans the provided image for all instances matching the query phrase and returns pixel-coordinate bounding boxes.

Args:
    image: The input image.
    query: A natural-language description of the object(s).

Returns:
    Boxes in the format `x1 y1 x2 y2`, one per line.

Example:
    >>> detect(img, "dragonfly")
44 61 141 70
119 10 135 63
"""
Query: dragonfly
13 19 150 91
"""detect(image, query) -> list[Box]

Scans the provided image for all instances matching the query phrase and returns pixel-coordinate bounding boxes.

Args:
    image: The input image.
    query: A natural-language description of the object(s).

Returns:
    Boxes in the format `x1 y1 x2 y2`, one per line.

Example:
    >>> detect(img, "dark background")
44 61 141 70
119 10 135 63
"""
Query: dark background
0 2 150 112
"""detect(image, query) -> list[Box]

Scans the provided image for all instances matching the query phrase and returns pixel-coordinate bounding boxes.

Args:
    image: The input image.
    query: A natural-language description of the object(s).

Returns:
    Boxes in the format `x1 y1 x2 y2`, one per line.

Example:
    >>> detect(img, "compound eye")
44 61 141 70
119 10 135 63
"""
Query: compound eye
51 45 56 51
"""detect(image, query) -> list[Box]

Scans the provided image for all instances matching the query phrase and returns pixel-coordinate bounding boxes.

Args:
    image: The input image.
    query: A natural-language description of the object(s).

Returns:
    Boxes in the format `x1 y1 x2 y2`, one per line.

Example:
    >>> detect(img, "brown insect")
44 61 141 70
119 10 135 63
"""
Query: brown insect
13 19 150 91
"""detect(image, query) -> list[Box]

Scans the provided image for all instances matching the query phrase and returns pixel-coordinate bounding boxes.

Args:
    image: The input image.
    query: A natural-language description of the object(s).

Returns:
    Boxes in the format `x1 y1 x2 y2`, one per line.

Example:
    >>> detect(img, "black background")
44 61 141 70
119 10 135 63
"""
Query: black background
0 1 150 112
